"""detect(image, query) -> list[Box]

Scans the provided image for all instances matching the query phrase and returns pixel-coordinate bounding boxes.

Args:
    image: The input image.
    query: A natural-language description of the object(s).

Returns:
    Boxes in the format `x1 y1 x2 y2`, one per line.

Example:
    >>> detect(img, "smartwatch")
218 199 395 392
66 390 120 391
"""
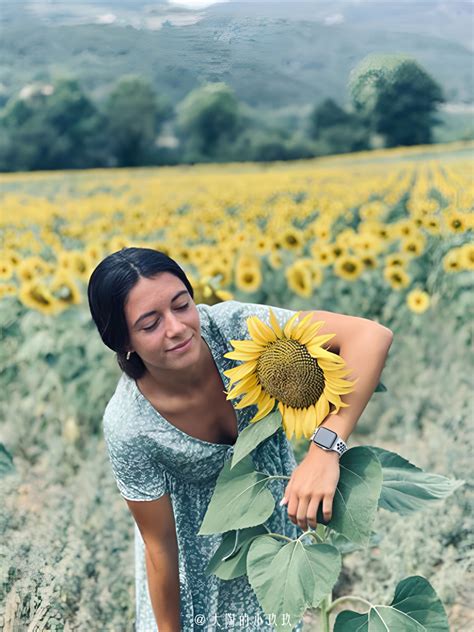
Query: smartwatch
310 426 347 457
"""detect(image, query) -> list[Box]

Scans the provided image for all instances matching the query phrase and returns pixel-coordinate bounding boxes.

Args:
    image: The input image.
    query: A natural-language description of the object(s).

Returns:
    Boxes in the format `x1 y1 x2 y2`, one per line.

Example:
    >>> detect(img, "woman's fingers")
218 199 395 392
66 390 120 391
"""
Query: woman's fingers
322 492 335 523
286 493 333 531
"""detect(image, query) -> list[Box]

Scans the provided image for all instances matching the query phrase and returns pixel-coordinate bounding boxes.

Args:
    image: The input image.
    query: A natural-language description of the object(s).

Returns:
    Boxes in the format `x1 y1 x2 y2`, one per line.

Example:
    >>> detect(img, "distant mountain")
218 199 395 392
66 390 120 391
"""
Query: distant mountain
0 0 472 109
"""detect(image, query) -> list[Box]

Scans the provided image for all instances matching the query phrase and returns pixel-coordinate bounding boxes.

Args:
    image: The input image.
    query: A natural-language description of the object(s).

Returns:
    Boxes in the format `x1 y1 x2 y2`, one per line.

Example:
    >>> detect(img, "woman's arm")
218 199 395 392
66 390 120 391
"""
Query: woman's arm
126 496 181 632
280 310 393 532
305 311 394 445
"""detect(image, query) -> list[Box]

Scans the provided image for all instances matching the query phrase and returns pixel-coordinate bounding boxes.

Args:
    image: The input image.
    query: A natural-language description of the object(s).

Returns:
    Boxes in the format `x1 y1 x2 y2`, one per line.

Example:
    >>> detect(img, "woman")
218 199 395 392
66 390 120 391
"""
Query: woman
87 247 393 632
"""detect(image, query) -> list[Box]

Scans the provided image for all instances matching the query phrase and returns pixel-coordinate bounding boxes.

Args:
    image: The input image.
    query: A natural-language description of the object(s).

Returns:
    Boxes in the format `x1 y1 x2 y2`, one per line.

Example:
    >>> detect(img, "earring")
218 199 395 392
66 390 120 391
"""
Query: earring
126 351 131 360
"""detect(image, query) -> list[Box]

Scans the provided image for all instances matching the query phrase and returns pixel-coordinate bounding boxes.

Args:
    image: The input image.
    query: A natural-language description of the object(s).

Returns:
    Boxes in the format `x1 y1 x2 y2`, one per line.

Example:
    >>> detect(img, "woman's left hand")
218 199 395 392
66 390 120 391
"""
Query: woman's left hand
280 448 340 532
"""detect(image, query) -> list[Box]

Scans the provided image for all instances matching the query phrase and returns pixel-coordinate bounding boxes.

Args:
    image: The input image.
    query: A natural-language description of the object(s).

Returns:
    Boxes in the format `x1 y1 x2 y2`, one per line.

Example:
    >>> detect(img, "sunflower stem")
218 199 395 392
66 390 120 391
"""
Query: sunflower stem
319 593 331 632
326 595 372 613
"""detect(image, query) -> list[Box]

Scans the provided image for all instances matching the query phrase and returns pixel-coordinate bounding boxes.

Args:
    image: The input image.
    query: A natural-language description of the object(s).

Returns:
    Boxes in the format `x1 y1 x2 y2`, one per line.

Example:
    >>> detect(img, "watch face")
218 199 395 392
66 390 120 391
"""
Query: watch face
315 427 337 449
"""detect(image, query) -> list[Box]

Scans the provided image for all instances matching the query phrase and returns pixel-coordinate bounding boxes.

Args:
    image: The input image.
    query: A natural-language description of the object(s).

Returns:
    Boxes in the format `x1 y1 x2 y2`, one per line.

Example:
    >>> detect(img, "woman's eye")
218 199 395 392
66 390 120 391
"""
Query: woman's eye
142 305 188 331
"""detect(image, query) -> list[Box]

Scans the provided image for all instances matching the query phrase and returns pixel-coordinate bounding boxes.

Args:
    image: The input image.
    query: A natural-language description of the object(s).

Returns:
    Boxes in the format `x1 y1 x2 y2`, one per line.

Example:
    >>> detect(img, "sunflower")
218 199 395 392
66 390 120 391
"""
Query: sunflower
459 243 474 270
285 261 313 298
406 289 430 314
18 280 60 315
235 258 262 293
442 249 462 273
333 255 363 281
50 272 82 307
383 265 410 290
223 310 358 441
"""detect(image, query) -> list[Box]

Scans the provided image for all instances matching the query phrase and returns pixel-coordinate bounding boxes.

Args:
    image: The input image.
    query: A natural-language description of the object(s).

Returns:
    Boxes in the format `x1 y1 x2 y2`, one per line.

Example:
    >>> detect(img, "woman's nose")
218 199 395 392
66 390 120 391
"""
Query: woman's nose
165 313 187 336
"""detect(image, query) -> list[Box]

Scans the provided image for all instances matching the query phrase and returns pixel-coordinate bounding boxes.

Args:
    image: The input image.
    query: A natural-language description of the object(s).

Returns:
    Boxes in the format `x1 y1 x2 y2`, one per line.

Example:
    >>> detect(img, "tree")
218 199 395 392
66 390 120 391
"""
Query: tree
309 98 352 139
0 78 109 171
349 54 445 147
104 76 169 167
175 83 242 161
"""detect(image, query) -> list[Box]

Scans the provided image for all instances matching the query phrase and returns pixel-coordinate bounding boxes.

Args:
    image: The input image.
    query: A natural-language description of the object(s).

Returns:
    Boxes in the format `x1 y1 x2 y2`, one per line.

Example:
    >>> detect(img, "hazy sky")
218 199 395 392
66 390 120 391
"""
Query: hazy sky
168 0 228 8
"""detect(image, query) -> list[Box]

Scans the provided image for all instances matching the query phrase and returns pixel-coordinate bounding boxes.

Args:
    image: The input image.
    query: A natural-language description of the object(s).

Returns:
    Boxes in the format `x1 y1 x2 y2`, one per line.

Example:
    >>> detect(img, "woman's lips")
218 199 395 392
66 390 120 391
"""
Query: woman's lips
167 336 193 352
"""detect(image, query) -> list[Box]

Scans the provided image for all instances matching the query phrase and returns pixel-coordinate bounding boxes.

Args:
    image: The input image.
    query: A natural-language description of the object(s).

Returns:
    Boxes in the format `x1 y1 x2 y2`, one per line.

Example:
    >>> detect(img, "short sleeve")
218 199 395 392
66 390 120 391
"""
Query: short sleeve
203 300 299 341
103 423 169 502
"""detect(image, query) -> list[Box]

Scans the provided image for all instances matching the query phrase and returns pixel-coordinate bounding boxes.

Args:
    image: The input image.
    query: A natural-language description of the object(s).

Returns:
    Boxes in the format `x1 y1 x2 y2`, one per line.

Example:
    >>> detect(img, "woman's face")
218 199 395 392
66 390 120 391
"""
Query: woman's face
123 272 201 370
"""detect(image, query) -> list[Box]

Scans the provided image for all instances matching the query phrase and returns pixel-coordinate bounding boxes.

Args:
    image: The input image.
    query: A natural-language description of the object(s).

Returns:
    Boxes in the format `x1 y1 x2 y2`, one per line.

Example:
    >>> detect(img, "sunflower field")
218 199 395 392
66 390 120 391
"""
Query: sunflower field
1 140 473 630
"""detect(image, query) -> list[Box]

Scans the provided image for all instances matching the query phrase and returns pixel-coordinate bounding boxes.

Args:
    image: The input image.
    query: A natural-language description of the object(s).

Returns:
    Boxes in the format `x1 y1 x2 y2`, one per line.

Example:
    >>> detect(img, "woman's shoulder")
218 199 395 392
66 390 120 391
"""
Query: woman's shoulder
197 299 298 340
102 373 142 441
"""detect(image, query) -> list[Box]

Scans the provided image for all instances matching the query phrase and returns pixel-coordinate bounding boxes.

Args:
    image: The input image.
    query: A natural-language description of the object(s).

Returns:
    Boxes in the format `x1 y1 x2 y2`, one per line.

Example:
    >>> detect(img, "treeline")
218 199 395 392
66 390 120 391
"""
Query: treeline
0 54 445 171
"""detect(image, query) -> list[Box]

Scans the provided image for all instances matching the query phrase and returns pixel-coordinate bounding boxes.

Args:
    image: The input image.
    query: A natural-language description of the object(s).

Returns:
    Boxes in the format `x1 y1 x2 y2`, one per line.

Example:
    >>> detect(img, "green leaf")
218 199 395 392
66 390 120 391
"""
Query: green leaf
322 447 383 546
334 575 449 631
0 443 15 478
229 409 282 469
205 525 268 580
374 381 387 392
327 530 382 555
197 455 276 535
368 446 465 516
247 535 341 632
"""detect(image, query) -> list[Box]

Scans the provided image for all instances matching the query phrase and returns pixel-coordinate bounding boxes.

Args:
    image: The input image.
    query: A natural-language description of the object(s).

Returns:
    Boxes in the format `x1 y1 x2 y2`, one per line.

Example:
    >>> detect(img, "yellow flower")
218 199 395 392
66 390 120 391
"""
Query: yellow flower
0 283 17 299
285 261 313 298
268 250 283 269
0 259 14 280
18 280 60 315
442 249 462 273
400 235 426 258
383 265 410 290
50 271 82 307
280 227 305 252
223 309 358 441
407 289 430 314
459 243 474 270
444 210 467 234
235 257 262 293
333 255 363 281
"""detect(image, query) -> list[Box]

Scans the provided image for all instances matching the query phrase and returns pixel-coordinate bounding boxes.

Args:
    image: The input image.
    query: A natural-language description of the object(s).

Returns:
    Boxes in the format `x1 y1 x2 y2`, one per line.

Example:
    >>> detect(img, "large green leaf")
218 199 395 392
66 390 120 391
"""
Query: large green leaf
229 409 282 469
368 446 465 515
247 535 341 632
321 446 383 546
197 455 276 535
0 443 14 478
205 525 268 580
334 575 449 631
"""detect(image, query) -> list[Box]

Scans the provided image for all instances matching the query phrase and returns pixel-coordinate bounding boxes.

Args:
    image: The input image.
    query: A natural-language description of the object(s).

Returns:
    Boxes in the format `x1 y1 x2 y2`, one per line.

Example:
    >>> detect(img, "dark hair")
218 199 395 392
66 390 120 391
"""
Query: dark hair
87 247 194 379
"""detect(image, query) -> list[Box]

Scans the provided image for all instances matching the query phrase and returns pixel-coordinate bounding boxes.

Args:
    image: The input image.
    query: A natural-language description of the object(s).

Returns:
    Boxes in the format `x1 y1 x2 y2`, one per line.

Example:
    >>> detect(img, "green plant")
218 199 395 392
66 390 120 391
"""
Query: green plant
197 410 463 631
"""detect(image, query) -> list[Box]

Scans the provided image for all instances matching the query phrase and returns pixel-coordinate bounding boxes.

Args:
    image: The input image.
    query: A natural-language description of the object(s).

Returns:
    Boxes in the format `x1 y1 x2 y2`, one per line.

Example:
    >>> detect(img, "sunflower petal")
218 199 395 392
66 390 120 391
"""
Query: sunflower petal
250 394 275 423
283 311 303 338
303 406 316 438
283 406 296 440
296 320 327 345
307 345 345 363
224 349 261 361
234 383 263 409
268 308 283 338
315 395 330 426
292 312 318 339
247 316 276 345
229 339 265 353
225 374 259 399
223 360 258 384
246 315 277 343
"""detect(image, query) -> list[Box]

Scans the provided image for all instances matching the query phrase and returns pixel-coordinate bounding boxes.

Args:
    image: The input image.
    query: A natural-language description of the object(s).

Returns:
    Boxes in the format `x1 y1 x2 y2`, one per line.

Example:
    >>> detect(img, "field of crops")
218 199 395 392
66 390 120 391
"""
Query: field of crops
1 140 473 630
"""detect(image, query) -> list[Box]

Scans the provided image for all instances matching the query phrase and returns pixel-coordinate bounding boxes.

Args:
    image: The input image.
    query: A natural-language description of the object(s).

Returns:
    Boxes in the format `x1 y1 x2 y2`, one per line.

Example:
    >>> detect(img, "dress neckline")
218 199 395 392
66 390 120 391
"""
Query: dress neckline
127 311 241 450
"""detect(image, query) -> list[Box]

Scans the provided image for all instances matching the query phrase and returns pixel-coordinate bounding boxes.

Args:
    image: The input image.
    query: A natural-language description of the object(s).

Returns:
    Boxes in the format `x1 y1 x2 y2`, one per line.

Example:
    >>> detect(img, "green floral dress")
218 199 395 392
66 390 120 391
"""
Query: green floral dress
103 300 308 631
